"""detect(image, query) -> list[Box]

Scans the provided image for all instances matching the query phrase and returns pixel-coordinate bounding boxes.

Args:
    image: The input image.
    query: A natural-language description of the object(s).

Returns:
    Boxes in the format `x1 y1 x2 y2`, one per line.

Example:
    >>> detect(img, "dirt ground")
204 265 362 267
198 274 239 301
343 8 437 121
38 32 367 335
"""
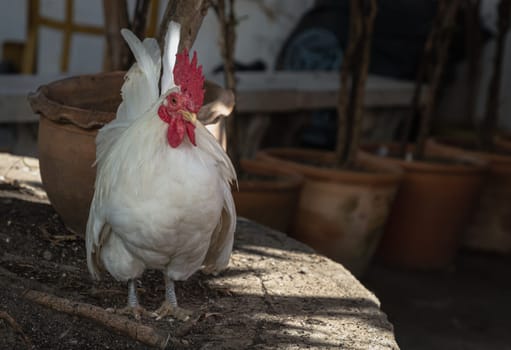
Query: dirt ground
0 182 198 349
0 182 398 350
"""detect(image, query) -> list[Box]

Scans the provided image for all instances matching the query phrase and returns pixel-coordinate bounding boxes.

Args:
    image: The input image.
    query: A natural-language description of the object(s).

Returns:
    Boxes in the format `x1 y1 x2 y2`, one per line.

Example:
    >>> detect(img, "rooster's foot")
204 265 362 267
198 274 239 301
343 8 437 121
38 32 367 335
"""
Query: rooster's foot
113 305 150 320
152 301 193 321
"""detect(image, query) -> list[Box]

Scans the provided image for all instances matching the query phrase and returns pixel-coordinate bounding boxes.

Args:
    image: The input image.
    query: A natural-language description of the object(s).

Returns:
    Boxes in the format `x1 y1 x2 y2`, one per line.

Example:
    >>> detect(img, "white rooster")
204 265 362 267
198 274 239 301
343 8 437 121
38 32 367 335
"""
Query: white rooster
86 21 237 320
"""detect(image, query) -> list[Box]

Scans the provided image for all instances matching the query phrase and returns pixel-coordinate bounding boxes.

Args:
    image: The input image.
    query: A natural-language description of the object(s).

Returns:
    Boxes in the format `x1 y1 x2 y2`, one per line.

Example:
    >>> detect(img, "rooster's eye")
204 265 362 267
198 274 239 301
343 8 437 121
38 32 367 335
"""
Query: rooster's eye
171 97 177 105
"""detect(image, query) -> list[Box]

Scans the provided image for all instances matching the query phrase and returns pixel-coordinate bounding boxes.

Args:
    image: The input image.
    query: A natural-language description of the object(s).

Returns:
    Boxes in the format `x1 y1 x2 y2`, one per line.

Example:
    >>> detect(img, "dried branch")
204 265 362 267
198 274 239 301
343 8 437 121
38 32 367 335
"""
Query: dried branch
0 310 32 349
212 0 240 172
464 0 483 128
132 0 151 39
212 0 237 91
335 0 378 168
345 0 377 167
23 289 171 349
336 0 361 167
480 0 511 150
158 0 211 52
399 3 438 157
1 252 82 274
414 0 461 160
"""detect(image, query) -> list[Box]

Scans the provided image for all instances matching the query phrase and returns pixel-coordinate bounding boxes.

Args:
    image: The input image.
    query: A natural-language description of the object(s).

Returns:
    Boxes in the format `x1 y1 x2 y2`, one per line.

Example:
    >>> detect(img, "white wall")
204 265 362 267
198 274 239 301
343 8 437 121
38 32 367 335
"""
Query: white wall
0 1 28 55
0 0 314 75
194 0 314 74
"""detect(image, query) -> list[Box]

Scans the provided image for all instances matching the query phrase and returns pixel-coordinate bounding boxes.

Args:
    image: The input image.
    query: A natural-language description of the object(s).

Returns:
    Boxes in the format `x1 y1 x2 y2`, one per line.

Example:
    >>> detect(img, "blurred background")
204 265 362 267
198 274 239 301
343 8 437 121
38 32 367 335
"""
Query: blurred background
1 0 510 155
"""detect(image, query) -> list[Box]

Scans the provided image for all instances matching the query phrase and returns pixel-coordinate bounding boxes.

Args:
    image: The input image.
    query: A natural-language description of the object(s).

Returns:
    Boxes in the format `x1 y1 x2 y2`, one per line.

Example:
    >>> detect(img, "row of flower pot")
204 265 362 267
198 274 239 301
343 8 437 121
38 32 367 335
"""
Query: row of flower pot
30 72 511 278
251 138 511 275
250 142 489 276
244 140 511 273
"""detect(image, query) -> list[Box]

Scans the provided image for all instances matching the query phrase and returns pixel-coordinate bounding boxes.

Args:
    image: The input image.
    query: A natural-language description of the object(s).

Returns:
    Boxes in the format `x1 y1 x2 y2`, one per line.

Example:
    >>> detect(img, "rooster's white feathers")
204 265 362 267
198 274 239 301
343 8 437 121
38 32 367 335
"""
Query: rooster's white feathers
86 22 236 283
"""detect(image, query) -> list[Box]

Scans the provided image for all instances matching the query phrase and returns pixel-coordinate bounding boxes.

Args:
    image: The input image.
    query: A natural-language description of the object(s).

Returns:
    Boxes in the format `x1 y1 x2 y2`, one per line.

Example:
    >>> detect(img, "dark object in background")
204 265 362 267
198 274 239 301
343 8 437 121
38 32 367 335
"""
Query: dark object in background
277 0 437 80
0 60 17 74
212 59 267 74
275 0 437 149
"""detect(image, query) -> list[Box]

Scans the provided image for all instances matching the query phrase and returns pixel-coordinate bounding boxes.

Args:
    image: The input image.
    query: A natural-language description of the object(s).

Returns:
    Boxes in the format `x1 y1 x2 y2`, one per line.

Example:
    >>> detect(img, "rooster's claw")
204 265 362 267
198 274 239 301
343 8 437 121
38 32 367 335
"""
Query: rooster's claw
152 301 193 321
114 305 150 320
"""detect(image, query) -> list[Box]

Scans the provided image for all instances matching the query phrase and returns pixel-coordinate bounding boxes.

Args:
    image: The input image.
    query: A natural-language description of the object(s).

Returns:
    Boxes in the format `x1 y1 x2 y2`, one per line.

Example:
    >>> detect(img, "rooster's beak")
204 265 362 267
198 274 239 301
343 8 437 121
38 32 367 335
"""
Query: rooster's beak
180 110 197 125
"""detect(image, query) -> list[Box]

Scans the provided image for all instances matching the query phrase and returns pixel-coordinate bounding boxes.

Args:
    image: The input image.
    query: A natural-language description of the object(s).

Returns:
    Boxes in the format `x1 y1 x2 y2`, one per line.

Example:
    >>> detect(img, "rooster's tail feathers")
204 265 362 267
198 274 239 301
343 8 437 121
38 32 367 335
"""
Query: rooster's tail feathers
85 199 111 280
95 30 162 167
114 29 161 124
161 21 181 94
202 183 236 274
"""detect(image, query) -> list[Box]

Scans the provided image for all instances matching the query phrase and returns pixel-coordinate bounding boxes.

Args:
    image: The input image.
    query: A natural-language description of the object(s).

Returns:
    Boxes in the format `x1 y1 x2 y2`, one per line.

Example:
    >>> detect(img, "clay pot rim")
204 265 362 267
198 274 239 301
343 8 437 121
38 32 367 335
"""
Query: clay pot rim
363 141 488 175
256 148 402 186
28 71 231 131
39 114 102 136
237 158 304 192
431 137 511 166
29 72 123 130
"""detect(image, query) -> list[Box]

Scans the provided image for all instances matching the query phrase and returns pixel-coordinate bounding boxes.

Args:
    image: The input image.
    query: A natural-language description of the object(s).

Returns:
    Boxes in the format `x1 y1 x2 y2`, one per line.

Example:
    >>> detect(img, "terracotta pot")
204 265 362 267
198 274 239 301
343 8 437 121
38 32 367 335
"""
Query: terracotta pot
364 141 487 269
30 73 123 234
428 138 511 253
29 72 234 235
233 159 303 233
257 148 402 276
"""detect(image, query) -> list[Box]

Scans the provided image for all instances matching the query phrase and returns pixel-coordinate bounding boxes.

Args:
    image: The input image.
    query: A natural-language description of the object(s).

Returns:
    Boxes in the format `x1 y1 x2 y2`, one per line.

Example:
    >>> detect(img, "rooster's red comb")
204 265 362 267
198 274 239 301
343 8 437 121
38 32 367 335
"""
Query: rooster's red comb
173 49 205 113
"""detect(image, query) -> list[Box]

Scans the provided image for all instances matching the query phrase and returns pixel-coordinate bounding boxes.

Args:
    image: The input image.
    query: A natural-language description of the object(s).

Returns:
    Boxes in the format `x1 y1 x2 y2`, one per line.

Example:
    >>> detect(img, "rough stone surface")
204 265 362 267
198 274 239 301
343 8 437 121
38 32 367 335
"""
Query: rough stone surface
0 153 45 198
212 219 399 349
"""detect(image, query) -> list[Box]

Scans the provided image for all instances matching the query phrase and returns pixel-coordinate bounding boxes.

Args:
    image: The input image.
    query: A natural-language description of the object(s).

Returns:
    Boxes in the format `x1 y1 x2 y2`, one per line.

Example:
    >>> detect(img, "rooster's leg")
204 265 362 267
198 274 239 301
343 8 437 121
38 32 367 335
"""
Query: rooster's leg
152 275 193 321
115 279 149 320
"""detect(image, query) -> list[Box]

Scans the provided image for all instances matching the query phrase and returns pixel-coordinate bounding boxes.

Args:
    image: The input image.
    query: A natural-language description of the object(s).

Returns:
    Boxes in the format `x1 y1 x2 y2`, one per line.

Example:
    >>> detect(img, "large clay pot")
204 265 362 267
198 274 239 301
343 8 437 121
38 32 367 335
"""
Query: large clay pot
29 72 234 235
234 159 303 233
30 73 122 234
364 141 487 269
428 139 511 253
256 148 402 276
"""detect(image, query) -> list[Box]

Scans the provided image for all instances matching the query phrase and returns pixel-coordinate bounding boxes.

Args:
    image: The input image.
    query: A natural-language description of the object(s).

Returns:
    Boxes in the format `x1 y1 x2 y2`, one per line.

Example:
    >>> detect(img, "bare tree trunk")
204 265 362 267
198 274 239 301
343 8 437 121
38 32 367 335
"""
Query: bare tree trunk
414 0 461 160
344 0 377 167
212 0 240 173
480 0 511 151
103 0 131 71
158 0 211 52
